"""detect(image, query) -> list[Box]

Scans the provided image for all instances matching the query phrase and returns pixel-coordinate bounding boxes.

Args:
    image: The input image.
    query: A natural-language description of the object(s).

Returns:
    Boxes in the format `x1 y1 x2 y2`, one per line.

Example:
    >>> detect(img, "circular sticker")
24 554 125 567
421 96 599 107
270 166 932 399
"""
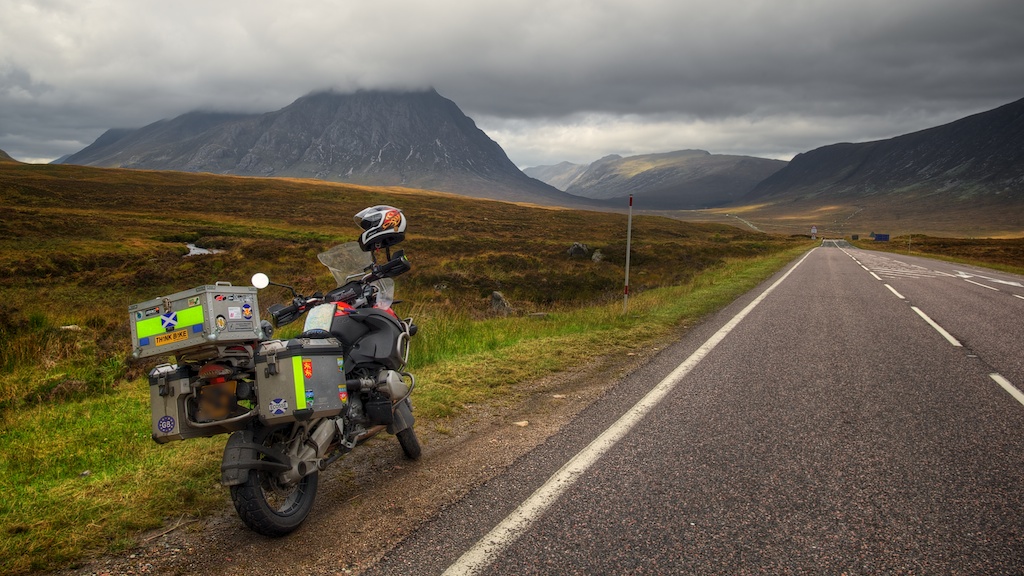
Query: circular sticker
157 415 176 433
216 315 226 329
242 304 253 319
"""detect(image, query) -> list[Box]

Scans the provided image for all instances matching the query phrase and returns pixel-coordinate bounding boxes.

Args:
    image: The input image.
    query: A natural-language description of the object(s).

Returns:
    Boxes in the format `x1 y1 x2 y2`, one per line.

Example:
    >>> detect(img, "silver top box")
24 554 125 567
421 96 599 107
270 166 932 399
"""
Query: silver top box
129 282 263 359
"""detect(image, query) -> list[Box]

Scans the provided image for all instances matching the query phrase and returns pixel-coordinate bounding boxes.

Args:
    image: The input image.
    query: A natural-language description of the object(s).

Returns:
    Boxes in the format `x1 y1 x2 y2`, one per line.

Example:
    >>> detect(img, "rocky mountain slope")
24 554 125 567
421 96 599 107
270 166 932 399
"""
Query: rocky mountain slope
528 150 787 209
0 149 20 163
62 89 580 206
747 97 1024 205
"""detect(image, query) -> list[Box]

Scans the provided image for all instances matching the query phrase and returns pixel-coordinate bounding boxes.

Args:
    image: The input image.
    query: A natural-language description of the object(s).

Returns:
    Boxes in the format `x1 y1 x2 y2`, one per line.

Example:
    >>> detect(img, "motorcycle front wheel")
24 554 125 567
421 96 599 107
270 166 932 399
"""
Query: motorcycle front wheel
397 427 422 460
230 426 318 537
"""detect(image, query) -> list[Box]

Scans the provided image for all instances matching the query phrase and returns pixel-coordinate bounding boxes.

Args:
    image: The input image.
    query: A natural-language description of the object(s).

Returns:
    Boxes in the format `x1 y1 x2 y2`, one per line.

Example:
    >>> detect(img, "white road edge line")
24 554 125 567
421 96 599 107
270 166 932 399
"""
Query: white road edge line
964 279 999 291
990 373 1024 408
884 284 905 299
440 249 817 576
911 306 962 347
1015 294 1024 301
869 271 882 281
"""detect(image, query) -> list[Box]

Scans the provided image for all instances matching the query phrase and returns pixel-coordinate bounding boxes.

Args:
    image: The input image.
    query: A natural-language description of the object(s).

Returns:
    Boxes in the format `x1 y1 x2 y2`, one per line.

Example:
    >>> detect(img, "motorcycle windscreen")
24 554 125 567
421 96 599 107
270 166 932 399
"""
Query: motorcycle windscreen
373 279 394 310
318 242 372 287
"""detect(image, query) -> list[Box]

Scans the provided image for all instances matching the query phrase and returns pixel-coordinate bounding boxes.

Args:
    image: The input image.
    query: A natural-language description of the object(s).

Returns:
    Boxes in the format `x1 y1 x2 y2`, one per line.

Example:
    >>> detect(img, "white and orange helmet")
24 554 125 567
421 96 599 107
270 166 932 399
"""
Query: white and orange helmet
354 205 407 251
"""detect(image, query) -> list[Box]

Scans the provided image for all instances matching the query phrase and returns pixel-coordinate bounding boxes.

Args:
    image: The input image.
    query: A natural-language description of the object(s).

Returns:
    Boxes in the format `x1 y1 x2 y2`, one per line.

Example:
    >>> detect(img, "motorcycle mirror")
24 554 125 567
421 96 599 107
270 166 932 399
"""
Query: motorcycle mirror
251 273 270 289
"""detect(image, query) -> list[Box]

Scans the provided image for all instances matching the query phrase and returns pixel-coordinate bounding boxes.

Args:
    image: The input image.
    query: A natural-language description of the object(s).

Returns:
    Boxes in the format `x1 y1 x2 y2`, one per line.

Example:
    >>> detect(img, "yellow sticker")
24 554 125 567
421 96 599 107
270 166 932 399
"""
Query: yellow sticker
155 329 189 347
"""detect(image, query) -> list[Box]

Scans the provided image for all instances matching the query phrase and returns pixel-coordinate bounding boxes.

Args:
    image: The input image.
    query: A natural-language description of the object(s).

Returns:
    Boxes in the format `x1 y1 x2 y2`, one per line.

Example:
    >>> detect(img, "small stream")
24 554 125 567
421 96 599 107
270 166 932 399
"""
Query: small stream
184 243 225 257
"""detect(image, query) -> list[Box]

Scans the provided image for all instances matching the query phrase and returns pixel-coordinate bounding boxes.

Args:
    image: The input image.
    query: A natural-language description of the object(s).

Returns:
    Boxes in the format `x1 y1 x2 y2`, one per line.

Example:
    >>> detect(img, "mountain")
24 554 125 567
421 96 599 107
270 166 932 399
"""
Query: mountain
746 97 1024 206
529 150 786 209
523 161 590 190
63 114 253 169
62 89 580 206
0 149 20 163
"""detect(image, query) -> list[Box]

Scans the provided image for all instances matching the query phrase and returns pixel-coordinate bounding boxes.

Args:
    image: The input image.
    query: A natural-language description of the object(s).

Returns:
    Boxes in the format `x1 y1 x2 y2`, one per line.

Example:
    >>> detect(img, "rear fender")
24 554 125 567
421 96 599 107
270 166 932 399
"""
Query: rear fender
220 429 292 486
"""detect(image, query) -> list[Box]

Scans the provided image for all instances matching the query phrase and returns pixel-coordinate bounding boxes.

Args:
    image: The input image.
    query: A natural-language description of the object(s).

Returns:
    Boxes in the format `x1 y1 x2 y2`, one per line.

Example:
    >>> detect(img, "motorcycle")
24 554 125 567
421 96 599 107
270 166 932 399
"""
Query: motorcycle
138 207 421 536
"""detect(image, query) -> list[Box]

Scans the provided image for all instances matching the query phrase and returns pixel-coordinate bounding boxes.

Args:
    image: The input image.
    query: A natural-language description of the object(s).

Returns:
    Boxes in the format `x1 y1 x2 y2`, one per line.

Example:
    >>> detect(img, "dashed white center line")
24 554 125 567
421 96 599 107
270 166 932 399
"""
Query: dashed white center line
911 306 962 347
991 373 1024 408
1015 294 1024 301
964 279 999 291
869 271 882 281
884 284 905 299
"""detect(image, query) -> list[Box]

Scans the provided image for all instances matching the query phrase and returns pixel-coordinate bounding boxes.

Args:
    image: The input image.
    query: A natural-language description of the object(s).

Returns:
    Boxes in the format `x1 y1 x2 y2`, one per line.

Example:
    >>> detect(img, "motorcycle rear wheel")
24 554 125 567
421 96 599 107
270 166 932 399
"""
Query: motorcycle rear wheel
230 427 319 537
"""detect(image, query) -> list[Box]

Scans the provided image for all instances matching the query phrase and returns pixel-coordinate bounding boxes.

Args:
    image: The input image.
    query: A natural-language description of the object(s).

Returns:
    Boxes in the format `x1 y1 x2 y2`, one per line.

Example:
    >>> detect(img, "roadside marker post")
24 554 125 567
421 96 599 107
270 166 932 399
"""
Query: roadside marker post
624 194 633 314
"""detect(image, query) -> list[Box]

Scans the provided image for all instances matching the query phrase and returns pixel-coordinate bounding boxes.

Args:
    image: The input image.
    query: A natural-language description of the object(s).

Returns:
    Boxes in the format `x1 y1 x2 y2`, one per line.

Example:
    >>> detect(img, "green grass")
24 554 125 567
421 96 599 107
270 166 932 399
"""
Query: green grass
0 383 225 574
0 161 814 574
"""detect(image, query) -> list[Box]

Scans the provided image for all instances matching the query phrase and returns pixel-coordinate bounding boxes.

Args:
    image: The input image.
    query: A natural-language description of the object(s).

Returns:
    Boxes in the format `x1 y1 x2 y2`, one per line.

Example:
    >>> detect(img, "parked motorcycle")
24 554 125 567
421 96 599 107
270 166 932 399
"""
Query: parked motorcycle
135 206 420 536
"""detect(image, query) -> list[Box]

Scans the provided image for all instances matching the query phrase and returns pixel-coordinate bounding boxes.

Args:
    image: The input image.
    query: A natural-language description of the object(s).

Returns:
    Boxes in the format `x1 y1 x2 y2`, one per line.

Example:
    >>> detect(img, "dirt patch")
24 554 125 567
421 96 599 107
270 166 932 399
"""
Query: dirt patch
50 348 658 576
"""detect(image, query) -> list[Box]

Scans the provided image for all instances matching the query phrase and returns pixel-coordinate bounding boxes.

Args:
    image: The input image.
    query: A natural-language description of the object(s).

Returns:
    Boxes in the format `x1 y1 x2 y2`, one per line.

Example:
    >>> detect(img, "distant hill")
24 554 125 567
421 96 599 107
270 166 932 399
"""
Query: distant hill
0 149 20 163
62 89 581 206
528 150 786 209
747 97 1024 207
523 161 590 190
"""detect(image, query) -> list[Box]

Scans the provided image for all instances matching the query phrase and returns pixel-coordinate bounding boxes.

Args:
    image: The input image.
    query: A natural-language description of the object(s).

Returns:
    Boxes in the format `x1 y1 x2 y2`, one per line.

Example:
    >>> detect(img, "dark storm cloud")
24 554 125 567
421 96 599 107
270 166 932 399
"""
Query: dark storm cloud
1 0 1022 166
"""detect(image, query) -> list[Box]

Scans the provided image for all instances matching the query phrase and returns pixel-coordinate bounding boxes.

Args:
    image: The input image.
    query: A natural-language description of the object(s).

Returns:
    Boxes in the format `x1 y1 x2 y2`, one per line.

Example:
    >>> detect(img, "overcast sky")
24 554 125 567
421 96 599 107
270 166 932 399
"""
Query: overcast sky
2 0 1023 168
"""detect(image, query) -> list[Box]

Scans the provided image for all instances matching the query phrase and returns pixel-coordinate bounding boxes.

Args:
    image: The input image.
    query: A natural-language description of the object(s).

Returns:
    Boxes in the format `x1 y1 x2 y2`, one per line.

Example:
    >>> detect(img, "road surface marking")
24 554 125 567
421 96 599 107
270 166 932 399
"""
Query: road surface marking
911 306 962 347
991 373 1024 408
884 284 905 299
441 250 816 576
1015 294 1024 301
869 271 882 281
845 251 943 280
964 279 998 291
954 271 1024 288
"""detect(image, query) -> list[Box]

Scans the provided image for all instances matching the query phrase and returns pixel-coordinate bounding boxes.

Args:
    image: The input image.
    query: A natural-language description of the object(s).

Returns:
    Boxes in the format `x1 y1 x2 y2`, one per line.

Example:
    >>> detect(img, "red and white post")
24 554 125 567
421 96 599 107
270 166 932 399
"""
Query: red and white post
623 194 633 314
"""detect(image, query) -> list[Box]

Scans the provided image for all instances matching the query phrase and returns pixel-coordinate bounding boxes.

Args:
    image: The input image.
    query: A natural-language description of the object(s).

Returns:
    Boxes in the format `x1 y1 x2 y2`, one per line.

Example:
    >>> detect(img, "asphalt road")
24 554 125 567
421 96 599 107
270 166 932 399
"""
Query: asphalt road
363 243 1024 575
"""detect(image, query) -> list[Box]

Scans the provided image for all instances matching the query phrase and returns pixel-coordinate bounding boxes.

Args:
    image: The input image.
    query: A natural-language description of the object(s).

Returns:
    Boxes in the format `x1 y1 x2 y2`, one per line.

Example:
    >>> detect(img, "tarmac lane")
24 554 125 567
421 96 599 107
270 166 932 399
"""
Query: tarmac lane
363 246 1024 575
834 243 1024 390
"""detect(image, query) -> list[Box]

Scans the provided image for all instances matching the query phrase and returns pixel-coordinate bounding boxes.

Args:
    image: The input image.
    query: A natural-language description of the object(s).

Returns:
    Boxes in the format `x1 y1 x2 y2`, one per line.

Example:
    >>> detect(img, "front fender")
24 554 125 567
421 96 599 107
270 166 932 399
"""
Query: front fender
387 398 415 435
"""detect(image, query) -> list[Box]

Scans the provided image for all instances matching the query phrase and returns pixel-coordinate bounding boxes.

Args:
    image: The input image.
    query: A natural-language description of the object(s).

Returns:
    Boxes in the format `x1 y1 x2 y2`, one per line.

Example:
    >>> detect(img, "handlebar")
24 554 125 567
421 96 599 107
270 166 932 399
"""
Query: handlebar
268 302 302 327
265 251 411 328
364 251 411 283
